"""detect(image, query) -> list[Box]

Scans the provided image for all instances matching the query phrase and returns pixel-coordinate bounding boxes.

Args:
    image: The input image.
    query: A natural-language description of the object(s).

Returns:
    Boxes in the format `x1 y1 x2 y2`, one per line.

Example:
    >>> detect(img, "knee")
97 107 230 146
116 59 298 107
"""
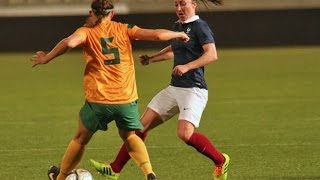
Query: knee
119 130 147 142
119 130 136 141
73 131 92 145
135 130 147 140
177 120 194 142
177 130 192 143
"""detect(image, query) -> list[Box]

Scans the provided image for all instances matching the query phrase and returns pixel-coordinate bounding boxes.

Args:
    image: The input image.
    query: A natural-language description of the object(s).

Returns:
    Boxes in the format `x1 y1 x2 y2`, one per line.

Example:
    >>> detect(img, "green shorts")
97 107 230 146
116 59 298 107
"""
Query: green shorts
79 100 143 132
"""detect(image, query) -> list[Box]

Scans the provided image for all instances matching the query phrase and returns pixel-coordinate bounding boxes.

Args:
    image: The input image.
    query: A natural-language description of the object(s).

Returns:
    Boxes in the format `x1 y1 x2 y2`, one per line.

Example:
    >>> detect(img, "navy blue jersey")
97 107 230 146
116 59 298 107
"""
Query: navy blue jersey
170 18 214 90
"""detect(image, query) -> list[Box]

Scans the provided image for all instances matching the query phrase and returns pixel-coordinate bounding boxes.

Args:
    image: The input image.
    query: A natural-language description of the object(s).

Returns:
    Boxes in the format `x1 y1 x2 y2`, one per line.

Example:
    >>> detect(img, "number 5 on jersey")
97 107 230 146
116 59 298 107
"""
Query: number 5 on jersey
101 37 120 65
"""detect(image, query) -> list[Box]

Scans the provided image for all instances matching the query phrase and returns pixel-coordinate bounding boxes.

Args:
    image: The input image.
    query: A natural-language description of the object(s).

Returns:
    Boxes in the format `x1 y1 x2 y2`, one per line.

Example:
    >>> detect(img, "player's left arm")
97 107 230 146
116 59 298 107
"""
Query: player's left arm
31 33 84 67
172 43 218 76
139 45 173 65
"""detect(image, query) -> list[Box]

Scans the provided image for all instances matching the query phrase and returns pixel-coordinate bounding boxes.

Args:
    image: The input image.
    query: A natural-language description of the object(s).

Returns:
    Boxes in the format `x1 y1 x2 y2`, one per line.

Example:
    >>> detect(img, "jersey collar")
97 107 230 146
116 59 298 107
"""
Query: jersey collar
179 15 199 24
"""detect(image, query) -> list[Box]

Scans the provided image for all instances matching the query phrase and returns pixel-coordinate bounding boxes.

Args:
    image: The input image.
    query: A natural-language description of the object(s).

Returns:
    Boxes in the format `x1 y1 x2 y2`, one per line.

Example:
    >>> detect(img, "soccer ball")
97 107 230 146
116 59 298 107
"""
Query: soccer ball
66 168 94 180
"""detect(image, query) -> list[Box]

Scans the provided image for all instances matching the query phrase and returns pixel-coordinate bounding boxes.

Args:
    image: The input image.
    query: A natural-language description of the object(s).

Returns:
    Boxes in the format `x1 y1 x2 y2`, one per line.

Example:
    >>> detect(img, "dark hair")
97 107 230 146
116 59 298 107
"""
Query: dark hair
91 0 114 17
197 0 224 6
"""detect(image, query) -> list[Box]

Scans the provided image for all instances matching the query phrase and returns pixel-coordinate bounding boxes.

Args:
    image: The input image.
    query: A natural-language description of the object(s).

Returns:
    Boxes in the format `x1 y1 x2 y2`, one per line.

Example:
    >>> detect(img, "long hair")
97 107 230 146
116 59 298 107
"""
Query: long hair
197 0 224 6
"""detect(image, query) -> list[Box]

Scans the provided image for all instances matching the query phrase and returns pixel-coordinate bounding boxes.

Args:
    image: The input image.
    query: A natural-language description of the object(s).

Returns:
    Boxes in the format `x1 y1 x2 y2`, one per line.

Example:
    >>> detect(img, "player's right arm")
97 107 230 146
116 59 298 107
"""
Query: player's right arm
31 33 84 67
139 45 173 65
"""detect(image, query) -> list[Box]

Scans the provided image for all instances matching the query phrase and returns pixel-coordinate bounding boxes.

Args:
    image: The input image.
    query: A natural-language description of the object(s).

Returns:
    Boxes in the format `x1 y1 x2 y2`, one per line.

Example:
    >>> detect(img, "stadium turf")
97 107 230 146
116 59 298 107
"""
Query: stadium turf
0 46 319 179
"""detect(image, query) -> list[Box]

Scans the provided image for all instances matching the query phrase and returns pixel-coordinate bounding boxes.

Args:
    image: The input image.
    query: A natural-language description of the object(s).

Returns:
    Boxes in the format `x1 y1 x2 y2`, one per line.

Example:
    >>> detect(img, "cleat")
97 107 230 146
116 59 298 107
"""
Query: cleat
146 173 158 180
213 153 230 180
48 165 60 180
90 159 120 180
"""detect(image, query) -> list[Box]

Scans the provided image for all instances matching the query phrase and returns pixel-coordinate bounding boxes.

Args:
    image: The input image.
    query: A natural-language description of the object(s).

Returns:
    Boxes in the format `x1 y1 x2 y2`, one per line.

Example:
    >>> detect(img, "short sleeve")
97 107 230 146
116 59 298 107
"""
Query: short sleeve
126 24 141 40
195 21 215 45
74 27 88 43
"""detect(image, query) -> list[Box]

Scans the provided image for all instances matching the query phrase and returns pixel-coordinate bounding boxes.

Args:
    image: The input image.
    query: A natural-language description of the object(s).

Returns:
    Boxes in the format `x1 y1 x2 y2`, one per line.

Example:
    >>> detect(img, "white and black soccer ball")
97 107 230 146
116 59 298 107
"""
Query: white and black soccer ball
66 168 94 180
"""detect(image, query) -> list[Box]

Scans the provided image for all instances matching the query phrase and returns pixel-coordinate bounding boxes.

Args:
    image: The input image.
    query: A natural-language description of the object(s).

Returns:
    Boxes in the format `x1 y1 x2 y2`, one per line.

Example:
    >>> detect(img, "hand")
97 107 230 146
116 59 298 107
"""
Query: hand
172 64 190 76
178 32 190 42
31 51 49 67
139 54 151 65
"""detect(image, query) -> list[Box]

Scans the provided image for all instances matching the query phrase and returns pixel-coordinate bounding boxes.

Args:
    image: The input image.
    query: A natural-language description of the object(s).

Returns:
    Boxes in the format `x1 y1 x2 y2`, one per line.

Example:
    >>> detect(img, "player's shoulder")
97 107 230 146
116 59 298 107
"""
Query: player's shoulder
192 19 212 32
77 26 90 31
193 18 209 27
110 21 137 29
74 26 90 35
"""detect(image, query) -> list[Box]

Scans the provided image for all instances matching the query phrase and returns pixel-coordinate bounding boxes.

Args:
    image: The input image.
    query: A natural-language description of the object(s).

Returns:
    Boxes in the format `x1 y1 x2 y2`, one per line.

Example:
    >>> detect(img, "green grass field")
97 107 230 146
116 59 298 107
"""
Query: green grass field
0 46 319 180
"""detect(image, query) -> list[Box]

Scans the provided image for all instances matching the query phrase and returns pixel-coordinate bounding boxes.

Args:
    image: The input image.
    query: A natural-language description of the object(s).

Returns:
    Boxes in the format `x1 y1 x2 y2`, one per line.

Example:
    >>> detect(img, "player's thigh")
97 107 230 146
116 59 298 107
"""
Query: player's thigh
147 86 179 122
176 87 208 128
79 101 114 132
140 107 164 132
115 101 143 131
80 101 107 132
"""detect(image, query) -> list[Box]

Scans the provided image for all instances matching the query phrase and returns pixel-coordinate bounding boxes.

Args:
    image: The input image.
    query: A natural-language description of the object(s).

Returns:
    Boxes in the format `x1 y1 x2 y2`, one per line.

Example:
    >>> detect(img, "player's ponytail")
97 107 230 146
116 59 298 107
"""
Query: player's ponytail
198 0 224 6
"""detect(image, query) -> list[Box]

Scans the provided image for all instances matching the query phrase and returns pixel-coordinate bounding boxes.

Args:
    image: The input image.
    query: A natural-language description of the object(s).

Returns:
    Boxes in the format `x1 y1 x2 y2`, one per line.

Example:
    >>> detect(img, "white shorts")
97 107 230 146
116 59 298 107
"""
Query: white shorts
147 85 208 128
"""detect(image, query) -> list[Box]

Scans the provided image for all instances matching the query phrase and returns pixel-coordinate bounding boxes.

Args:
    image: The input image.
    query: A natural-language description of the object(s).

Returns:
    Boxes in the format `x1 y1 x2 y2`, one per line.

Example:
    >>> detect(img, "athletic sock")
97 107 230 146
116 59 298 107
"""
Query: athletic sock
57 140 85 180
186 132 224 165
111 131 146 173
124 134 153 175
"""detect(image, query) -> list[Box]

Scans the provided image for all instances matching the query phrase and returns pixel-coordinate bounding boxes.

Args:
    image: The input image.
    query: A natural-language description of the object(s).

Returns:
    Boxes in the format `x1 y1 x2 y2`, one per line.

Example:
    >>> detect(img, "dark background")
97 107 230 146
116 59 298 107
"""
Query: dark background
1 8 319 52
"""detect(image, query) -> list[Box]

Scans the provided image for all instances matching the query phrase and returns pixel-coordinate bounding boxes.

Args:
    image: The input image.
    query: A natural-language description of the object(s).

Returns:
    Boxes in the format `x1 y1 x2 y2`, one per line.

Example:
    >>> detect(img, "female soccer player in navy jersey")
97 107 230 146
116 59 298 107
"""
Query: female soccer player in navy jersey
90 0 230 179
